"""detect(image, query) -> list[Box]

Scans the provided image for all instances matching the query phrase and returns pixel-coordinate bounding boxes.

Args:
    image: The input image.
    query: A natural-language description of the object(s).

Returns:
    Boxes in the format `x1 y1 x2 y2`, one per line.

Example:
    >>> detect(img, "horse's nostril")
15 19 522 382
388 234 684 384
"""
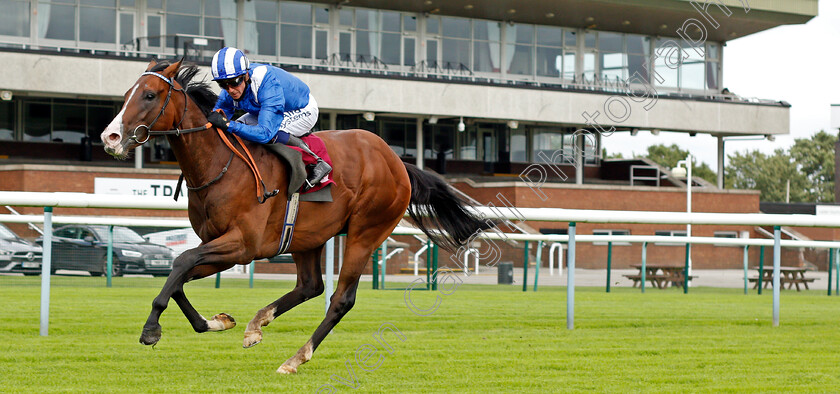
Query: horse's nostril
108 133 121 142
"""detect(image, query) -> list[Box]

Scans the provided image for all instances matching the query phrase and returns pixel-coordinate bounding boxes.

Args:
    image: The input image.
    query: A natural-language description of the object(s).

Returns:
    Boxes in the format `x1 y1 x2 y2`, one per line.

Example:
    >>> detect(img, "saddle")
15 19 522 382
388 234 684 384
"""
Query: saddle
263 138 334 202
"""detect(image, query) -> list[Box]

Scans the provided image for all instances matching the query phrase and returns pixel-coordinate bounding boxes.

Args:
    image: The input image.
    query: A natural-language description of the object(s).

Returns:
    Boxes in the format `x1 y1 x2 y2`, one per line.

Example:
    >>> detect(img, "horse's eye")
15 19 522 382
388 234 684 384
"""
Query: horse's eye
144 93 155 100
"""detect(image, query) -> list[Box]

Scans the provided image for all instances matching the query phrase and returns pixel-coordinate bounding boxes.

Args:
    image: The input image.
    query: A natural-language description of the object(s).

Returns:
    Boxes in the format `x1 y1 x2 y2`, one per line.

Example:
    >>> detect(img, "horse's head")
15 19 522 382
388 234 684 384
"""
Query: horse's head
101 59 184 158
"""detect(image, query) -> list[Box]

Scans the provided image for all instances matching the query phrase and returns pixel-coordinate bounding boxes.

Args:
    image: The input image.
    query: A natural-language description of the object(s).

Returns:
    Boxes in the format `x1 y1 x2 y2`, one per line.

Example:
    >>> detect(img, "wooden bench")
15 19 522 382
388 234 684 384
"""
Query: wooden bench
624 274 697 289
749 276 816 290
624 274 669 288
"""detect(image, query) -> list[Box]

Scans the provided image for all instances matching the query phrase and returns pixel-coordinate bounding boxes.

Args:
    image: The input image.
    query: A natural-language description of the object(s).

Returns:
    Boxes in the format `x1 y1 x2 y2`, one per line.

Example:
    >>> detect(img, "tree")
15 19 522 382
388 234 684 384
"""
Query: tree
644 144 717 184
725 148 809 202
790 130 836 202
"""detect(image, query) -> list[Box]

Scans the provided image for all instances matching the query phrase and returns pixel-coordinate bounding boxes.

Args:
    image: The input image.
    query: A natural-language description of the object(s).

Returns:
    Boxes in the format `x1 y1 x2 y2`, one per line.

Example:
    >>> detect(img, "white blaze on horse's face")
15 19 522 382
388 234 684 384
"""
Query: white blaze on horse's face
101 83 140 158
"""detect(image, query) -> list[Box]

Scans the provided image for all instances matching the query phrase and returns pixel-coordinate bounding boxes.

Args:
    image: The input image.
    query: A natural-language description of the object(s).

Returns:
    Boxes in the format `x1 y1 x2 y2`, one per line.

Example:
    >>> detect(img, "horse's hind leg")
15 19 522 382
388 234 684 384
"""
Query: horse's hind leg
243 246 325 348
277 224 395 374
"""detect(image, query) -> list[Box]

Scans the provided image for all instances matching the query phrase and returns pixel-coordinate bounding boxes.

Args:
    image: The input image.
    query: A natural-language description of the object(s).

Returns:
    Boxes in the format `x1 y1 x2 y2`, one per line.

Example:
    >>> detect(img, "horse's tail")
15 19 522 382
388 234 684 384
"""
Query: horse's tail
404 163 493 251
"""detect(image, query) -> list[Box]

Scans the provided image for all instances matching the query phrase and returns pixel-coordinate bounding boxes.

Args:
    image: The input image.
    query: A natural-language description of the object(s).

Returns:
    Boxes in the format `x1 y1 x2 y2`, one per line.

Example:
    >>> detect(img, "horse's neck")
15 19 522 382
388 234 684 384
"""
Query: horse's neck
166 104 228 188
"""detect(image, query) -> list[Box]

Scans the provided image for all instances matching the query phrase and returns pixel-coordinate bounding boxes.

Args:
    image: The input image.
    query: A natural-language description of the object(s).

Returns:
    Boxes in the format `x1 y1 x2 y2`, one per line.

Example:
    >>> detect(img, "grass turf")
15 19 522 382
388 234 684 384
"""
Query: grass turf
2 275 840 393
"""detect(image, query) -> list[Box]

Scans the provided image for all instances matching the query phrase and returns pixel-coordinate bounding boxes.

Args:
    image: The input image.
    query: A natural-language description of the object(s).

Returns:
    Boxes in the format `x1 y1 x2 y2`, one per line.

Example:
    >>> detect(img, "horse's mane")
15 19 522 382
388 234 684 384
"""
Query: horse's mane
149 61 217 117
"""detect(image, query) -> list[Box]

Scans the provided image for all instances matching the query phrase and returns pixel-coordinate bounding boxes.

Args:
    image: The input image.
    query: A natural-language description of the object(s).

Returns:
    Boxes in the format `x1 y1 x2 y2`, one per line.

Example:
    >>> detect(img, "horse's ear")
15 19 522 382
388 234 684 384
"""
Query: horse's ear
162 58 183 78
146 58 158 71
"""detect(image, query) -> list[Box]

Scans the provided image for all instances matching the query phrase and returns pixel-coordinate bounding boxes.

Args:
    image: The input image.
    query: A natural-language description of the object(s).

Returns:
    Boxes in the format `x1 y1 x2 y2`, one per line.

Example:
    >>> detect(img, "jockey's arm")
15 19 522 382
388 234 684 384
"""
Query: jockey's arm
227 106 287 144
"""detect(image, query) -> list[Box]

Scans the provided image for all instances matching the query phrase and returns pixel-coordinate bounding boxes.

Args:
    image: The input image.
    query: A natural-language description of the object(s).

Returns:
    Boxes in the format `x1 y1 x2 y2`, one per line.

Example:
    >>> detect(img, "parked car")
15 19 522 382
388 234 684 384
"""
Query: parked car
0 223 43 276
42 225 175 277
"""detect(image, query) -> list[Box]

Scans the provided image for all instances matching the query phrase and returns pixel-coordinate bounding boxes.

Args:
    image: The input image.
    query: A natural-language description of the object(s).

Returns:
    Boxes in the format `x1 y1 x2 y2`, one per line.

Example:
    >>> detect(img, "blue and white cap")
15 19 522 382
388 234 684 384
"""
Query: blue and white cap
211 47 250 80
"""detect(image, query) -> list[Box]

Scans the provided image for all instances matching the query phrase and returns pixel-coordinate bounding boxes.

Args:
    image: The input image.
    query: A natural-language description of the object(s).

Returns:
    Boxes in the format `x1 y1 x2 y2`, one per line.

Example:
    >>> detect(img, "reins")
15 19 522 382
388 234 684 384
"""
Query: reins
138 70 278 203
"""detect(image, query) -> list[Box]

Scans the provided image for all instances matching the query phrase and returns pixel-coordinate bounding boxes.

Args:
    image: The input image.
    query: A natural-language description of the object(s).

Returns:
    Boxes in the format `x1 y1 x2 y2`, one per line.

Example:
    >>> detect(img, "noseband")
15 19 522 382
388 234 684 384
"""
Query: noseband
128 71 209 144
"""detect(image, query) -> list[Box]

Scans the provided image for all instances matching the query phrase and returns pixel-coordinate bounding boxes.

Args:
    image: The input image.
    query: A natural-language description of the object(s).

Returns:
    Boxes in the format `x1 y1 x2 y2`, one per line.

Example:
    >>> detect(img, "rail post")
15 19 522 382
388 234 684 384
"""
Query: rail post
641 242 647 293
522 241 529 292
772 226 781 327
567 222 576 330
40 207 53 337
829 248 834 296
743 245 749 295
758 246 765 295
683 243 690 294
534 240 542 292
606 241 613 293
106 225 114 288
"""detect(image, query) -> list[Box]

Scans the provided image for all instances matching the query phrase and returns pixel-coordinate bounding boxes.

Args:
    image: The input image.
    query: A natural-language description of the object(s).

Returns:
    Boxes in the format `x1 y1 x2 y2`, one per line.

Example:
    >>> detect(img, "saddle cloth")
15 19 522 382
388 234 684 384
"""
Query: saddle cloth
265 134 335 197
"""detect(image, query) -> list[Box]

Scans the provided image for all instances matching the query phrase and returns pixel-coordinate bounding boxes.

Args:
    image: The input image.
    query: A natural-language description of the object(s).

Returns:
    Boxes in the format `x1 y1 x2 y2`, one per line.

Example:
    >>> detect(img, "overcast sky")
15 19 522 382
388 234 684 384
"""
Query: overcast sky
601 1 840 172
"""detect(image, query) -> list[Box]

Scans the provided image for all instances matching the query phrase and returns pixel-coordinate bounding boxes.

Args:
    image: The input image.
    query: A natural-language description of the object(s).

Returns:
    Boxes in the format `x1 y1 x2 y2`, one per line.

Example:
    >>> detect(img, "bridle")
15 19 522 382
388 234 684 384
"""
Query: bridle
127 69 278 204
127 71 211 145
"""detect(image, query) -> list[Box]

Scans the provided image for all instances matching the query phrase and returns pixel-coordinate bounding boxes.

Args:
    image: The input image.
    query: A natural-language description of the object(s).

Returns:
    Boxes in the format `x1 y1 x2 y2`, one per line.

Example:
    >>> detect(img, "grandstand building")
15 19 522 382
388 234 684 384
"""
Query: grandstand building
0 0 825 271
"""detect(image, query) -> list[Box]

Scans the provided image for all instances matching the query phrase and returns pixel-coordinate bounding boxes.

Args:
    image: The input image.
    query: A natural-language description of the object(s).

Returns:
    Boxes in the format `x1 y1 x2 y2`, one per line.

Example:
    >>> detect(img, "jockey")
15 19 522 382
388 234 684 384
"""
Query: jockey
207 47 331 191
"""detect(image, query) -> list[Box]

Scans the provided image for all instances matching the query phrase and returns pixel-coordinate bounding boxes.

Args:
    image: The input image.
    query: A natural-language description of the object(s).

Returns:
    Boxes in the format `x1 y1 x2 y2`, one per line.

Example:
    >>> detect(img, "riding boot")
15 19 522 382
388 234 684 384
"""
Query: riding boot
287 135 332 191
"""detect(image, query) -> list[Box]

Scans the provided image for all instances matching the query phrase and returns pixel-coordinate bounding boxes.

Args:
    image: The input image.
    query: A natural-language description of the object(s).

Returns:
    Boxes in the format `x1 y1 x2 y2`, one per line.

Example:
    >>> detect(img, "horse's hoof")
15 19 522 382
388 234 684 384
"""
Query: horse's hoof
243 330 262 348
207 313 236 331
277 365 297 374
139 325 162 346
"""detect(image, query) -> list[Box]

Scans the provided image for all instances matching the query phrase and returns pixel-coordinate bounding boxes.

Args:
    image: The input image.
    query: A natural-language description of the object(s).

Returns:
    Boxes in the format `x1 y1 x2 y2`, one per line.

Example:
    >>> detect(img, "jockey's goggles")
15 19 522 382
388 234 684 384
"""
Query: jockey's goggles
217 75 246 89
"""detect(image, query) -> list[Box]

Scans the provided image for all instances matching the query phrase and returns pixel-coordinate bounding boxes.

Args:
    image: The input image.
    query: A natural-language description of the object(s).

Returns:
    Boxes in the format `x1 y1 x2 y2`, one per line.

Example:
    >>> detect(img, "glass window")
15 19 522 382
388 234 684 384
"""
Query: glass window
252 0 278 21
87 105 115 139
146 0 162 9
441 17 469 39
506 24 533 75
0 1 31 37
119 0 135 6
23 101 51 142
382 120 406 156
80 6 117 43
314 7 329 24
426 16 439 35
0 101 14 141
243 0 275 56
536 46 561 77
281 2 311 24
381 32 400 64
167 0 199 14
536 26 561 47
473 21 500 73
510 128 526 162
564 29 577 47
339 8 352 26
474 40 499 73
38 3 76 40
147 15 161 47
532 128 565 164
654 38 680 88
681 43 705 90
442 38 470 68
404 37 415 66
52 103 86 144
355 9 378 30
80 0 113 5
459 127 476 160
593 229 630 245
280 24 312 58
403 15 416 31
166 14 200 48
599 33 626 81
382 11 400 32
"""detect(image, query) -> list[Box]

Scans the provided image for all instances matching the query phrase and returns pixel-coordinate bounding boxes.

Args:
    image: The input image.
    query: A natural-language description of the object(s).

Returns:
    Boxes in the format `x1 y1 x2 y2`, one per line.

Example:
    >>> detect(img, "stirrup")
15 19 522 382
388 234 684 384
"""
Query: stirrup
302 161 331 192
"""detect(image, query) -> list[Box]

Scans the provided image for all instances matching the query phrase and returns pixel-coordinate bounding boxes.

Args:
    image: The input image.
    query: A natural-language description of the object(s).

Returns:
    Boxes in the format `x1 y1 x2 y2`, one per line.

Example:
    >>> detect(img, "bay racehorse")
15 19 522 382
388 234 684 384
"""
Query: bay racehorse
99 59 490 374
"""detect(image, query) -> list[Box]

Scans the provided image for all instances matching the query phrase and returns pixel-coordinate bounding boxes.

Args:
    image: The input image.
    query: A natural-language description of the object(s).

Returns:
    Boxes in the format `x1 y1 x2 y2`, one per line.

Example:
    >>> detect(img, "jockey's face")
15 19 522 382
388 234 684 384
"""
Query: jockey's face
219 74 247 100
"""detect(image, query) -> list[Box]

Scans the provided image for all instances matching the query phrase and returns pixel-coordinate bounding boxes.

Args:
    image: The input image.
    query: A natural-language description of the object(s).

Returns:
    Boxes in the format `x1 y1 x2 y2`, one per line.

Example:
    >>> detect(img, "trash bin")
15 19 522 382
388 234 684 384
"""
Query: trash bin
498 261 514 284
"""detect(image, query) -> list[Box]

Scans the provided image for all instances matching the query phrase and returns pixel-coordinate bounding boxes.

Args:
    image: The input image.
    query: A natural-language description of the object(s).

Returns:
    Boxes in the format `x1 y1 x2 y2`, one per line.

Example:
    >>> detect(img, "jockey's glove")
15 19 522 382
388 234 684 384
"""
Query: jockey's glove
208 110 229 132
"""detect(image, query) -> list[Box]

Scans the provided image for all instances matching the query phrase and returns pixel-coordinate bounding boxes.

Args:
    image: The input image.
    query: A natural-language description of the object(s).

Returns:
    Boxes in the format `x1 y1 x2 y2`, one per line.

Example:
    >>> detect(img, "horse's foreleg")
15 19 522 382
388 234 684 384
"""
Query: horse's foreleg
171 263 238 333
244 246 324 348
139 236 246 346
